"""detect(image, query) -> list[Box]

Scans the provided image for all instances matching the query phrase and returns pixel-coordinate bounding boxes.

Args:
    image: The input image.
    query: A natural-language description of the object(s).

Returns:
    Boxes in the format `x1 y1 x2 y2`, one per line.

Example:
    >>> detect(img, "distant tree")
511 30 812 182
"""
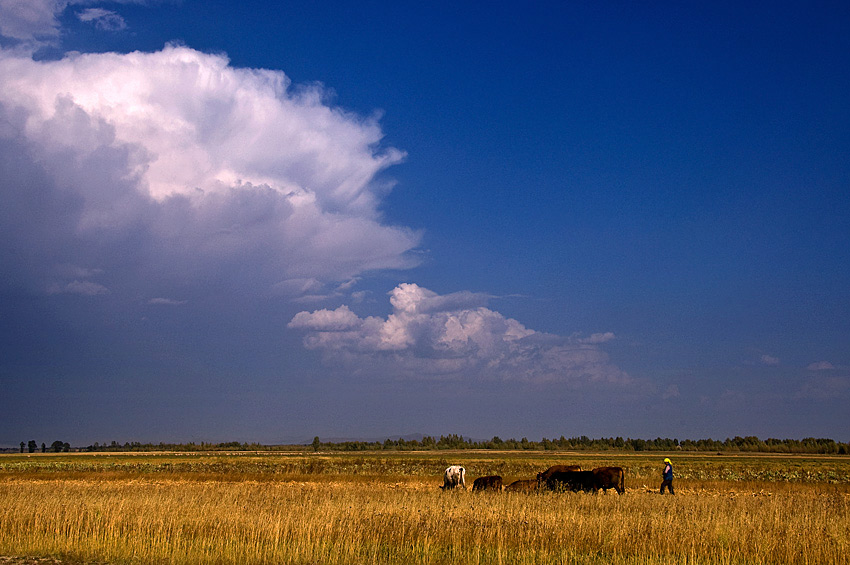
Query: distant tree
27 440 37 453
20 442 24 453
51 441 65 453
41 443 46 453
312 436 321 452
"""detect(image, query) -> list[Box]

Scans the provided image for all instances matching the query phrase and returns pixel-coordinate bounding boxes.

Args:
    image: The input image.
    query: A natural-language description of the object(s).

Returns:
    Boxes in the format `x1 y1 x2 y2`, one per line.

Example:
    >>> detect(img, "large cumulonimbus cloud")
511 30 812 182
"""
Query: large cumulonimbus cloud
289 283 630 385
0 44 420 299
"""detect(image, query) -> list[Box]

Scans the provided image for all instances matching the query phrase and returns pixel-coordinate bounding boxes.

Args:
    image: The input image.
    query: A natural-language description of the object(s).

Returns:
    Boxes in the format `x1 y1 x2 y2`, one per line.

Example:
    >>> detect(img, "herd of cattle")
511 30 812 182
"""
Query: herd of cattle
440 464 626 495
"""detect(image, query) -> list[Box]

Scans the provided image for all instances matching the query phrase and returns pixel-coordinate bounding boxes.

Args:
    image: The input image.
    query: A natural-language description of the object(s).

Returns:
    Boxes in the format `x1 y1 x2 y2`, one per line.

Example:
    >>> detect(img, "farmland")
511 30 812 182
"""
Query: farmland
1 451 848 564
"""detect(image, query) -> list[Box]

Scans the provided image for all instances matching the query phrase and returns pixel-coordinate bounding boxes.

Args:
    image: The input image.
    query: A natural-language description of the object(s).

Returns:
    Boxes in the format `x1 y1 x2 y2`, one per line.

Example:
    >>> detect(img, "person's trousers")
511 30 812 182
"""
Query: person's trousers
660 480 674 494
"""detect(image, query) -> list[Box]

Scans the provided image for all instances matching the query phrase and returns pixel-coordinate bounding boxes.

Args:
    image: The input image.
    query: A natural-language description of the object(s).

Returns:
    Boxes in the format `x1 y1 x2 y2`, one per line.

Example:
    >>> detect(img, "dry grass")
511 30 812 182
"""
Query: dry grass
1 452 848 564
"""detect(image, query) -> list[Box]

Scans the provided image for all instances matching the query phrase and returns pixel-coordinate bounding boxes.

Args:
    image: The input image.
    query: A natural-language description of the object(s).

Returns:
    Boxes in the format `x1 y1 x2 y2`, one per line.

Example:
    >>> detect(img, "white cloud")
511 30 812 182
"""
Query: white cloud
48 279 110 295
579 332 616 344
272 278 324 298
288 283 629 385
0 45 406 204
807 361 835 371
0 0 65 42
760 354 780 366
289 305 361 331
147 297 186 305
0 45 420 299
77 8 127 31
0 0 153 44
388 283 491 314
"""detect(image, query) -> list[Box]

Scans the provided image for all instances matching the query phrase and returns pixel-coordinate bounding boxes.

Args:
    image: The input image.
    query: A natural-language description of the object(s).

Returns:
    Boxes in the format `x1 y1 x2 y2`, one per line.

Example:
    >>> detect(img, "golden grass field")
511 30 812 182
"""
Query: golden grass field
1 451 848 564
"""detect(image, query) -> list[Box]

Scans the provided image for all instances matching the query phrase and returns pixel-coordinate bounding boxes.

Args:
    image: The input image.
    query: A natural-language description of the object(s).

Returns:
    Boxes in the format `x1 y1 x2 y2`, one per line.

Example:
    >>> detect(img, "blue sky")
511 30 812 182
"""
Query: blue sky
1 0 848 446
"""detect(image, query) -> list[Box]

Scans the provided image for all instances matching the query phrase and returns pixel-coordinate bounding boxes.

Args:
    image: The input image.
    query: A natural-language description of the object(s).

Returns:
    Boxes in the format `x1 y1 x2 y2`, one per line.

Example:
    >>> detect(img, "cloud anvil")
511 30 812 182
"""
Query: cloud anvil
0 45 420 300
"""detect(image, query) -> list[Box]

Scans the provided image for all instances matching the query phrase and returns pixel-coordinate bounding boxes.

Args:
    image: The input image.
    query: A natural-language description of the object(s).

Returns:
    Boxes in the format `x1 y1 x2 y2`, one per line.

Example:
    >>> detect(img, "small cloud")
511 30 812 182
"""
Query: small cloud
335 278 360 292
288 305 361 331
579 332 616 344
760 354 780 366
349 290 368 303
273 278 370 303
388 283 491 315
147 298 187 306
48 280 110 296
77 8 127 32
807 361 835 371
272 278 324 299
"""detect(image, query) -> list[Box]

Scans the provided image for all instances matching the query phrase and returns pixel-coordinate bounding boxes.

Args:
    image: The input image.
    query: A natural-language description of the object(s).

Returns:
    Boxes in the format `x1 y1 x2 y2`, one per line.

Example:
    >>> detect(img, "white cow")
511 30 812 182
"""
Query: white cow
441 465 466 490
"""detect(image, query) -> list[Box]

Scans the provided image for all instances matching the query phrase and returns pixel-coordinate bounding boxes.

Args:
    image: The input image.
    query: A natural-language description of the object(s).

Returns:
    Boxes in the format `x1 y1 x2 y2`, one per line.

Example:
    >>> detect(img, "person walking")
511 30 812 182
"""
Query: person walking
660 457 674 494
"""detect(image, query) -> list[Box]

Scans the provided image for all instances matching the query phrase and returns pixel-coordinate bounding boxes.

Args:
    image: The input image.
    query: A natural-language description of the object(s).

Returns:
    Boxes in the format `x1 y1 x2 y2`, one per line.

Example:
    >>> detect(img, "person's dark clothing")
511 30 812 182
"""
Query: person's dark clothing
660 463 674 494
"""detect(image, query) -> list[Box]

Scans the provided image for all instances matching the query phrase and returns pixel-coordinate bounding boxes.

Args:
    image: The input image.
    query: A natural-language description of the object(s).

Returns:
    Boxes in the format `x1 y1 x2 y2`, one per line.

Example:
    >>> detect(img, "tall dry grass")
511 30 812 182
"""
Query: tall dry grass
1 474 848 564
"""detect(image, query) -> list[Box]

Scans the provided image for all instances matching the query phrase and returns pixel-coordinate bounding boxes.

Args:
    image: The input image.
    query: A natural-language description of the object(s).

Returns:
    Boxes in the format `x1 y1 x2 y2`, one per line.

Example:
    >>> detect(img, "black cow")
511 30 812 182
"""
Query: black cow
472 475 503 492
546 470 596 493
592 466 625 494
536 464 582 484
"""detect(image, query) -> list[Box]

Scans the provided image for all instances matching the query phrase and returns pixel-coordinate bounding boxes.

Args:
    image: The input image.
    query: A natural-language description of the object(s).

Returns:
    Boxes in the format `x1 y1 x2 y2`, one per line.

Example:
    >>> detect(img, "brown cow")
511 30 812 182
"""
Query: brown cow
546 470 596 493
536 464 581 484
472 475 503 492
504 479 539 493
592 466 625 494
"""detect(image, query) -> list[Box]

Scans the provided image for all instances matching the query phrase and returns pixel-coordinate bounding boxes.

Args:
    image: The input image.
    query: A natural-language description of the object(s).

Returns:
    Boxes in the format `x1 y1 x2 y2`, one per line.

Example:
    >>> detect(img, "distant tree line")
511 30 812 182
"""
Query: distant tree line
308 434 850 455
83 440 271 452
16 440 71 453
9 435 848 455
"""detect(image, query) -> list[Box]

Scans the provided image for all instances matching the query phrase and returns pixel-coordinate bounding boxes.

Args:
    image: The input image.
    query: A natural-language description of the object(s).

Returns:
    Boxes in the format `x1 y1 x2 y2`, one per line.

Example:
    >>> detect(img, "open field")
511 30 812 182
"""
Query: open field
1 451 849 564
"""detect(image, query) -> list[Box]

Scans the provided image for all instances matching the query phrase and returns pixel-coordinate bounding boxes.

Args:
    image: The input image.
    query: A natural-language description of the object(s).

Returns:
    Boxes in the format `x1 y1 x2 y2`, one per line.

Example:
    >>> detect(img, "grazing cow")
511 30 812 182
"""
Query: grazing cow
504 479 539 493
472 475 503 492
536 464 582 484
592 466 625 494
441 465 466 490
546 470 596 493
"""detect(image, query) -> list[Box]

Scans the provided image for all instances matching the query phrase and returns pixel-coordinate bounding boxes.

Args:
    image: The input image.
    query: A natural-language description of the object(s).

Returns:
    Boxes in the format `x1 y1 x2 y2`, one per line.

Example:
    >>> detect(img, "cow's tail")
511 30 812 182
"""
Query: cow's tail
619 468 625 494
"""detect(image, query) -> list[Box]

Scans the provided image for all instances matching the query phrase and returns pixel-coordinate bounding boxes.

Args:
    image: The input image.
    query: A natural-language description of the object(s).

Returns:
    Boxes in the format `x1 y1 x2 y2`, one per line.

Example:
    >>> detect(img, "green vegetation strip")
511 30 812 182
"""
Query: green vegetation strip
2 452 849 484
